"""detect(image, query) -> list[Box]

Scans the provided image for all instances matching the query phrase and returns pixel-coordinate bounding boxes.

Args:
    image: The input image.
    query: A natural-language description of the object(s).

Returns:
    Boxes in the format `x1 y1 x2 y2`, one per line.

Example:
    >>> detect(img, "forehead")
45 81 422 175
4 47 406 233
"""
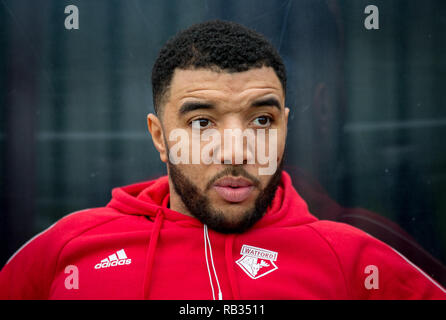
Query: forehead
166 66 284 107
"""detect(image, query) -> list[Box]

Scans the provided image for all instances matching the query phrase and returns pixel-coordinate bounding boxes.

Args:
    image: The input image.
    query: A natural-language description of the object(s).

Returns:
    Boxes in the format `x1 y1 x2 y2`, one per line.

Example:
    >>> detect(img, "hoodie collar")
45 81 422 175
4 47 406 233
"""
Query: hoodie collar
106 171 317 229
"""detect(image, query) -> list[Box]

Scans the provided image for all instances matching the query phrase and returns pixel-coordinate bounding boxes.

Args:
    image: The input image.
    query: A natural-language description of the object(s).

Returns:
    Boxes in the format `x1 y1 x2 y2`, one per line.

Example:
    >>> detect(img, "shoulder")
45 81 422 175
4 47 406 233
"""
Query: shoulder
304 219 426 274
304 219 376 248
5 207 125 267
305 220 446 299
49 207 126 233
0 207 128 299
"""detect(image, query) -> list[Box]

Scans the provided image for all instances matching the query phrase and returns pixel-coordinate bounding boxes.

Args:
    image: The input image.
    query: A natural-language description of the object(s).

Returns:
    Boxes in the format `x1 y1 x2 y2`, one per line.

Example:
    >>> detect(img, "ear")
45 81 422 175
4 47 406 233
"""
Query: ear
147 113 168 163
282 106 290 138
284 107 290 125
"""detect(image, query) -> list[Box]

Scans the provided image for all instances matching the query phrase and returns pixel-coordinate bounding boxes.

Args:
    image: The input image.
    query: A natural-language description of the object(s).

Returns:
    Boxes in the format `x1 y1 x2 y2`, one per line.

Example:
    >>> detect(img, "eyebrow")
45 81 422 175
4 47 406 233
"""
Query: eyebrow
250 97 282 111
179 101 215 115
178 96 282 115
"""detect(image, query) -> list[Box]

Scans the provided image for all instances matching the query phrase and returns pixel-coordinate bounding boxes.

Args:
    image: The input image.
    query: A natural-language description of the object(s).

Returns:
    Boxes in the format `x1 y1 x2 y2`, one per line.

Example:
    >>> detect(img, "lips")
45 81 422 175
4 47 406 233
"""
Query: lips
213 177 254 203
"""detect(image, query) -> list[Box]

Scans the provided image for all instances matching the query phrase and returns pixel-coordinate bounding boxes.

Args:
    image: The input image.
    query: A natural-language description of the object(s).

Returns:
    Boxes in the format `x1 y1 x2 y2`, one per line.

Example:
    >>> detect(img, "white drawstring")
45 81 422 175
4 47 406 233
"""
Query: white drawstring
204 224 223 300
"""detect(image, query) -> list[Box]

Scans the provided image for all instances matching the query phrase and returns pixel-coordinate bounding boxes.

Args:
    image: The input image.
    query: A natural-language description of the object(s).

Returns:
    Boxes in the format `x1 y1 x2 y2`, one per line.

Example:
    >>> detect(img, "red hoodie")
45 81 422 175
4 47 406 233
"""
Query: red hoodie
1 172 445 299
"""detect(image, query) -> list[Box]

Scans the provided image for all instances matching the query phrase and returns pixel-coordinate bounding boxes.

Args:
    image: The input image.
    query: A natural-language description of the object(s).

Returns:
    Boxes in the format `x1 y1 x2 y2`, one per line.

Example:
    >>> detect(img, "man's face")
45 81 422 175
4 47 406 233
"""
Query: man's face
148 66 289 233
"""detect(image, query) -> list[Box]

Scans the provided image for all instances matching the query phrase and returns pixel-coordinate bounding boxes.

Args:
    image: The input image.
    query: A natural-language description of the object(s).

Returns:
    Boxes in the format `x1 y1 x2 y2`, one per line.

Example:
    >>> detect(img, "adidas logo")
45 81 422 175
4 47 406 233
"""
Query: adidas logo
94 249 132 269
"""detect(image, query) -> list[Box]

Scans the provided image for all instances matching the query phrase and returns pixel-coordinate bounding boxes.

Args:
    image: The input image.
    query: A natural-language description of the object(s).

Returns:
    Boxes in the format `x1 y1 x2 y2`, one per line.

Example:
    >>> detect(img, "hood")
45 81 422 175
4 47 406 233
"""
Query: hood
107 170 317 299
106 170 317 229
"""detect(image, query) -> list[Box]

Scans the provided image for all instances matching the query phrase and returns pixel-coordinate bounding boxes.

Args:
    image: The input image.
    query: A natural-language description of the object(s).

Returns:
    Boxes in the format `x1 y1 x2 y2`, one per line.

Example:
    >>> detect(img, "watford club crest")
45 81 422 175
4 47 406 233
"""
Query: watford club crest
236 245 278 279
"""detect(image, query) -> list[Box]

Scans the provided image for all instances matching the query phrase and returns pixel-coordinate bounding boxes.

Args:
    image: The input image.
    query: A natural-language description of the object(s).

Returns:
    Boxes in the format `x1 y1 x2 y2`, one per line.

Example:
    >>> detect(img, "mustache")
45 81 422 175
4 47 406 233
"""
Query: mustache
205 166 261 191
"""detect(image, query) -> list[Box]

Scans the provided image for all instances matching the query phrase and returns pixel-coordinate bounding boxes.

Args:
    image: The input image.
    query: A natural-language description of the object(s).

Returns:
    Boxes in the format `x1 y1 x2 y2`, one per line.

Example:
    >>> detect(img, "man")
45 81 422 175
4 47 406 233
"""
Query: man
1 20 445 299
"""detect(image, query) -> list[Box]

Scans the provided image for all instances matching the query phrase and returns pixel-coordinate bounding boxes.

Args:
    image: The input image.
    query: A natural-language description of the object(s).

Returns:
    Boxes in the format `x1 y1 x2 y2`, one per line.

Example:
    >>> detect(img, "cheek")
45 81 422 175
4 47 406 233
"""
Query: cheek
176 164 210 188
258 175 272 189
258 128 287 159
274 123 288 157
277 133 287 158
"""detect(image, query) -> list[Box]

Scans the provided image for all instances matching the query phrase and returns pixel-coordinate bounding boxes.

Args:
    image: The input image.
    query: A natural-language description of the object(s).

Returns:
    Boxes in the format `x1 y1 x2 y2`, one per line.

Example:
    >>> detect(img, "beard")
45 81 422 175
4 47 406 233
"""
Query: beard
167 159 284 234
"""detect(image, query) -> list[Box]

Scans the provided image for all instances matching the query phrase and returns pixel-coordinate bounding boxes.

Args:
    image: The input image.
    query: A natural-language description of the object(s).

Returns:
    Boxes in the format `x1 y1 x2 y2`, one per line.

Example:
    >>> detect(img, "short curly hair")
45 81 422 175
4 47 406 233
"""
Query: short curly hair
151 19 287 117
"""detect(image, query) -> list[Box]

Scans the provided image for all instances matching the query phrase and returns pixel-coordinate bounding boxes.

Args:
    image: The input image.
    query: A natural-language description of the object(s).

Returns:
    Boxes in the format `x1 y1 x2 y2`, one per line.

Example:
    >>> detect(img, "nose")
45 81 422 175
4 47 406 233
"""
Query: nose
219 127 255 165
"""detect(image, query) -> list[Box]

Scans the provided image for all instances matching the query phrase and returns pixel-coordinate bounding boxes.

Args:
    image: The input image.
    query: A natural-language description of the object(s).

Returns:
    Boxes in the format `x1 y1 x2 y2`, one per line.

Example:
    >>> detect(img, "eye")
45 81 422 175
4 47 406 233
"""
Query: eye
190 118 212 129
252 116 272 127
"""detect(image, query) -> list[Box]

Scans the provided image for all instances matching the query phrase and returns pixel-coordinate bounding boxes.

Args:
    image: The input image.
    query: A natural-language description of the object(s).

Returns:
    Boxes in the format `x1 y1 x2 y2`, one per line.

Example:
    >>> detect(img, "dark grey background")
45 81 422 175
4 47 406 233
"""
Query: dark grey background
1 0 445 283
